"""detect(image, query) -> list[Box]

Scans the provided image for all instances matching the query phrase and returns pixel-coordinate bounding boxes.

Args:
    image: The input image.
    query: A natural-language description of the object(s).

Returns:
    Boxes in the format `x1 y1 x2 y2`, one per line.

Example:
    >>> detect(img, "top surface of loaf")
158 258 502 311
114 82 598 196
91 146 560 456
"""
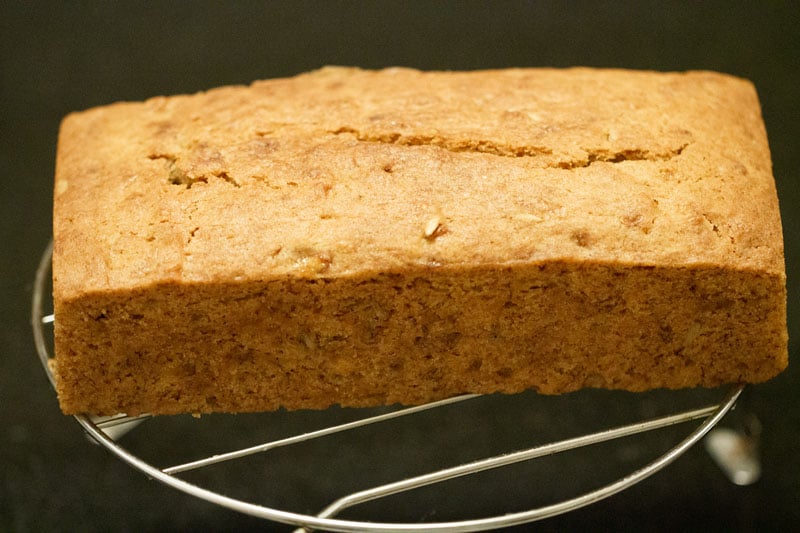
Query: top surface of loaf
54 66 784 298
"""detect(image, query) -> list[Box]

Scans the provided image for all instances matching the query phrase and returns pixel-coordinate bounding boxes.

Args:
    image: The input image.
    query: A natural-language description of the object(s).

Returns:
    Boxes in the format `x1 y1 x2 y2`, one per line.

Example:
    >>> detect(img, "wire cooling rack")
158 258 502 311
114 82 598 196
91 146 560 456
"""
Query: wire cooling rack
32 242 742 532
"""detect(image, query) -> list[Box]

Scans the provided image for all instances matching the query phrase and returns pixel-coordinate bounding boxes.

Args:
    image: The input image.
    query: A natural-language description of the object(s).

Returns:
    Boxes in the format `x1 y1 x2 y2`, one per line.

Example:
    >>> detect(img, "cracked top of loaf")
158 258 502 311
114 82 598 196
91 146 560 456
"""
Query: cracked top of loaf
53 67 784 299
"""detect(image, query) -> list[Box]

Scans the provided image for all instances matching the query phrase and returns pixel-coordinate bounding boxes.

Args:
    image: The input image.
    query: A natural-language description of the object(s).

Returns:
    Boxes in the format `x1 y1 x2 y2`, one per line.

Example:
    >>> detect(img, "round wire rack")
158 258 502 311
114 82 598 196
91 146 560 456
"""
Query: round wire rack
33 242 743 532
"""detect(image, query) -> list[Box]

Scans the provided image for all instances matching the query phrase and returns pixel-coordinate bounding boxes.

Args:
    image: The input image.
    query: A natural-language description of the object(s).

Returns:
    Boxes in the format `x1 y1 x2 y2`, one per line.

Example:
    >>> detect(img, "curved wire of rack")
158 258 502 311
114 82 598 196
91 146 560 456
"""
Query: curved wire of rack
32 241 743 532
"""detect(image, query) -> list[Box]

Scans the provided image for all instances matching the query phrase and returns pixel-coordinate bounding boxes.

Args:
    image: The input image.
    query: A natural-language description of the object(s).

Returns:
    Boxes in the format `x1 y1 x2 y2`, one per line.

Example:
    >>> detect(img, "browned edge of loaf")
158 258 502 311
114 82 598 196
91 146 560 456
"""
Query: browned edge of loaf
52 261 787 416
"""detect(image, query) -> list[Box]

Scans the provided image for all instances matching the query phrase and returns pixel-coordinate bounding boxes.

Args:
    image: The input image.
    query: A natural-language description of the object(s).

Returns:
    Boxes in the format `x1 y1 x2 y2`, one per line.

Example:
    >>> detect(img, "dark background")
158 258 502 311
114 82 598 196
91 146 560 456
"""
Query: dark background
2 1 798 531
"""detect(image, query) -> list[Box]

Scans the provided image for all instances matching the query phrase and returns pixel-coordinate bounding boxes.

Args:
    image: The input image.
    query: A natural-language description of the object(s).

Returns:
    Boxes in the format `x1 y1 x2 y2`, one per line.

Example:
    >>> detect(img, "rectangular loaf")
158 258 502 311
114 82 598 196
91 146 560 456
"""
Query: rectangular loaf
52 67 788 416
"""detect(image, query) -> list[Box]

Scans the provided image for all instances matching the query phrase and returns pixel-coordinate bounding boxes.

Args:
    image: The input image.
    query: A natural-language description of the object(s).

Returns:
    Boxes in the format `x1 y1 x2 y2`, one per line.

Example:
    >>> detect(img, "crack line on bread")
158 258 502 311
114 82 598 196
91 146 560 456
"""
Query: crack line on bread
148 154 241 188
331 127 690 168
330 127 554 158
553 143 690 169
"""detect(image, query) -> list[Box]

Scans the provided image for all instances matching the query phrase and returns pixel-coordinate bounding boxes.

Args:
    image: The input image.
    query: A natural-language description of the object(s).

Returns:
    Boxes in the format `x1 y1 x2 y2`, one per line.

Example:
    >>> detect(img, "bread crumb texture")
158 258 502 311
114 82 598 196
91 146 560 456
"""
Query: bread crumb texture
52 67 787 415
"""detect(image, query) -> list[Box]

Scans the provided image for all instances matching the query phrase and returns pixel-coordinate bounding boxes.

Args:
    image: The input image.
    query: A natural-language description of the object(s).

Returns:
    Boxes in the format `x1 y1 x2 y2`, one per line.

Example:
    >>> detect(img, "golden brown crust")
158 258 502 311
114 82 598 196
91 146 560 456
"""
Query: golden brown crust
52 67 787 415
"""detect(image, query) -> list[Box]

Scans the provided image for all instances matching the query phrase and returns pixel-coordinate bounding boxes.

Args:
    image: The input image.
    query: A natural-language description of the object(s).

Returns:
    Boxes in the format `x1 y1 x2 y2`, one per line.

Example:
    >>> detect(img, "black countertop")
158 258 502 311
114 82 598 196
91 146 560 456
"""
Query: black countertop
3 2 798 531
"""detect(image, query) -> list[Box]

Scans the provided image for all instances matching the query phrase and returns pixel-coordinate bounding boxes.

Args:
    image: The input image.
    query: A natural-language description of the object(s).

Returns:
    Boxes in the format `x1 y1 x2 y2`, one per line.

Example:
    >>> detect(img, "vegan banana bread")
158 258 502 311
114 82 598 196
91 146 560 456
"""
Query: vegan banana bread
52 67 788 416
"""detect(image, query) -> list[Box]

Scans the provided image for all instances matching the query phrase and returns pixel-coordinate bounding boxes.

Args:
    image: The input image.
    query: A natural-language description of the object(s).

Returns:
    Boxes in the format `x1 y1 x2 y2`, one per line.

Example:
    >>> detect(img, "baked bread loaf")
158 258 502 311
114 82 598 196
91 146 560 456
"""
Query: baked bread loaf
52 67 787 416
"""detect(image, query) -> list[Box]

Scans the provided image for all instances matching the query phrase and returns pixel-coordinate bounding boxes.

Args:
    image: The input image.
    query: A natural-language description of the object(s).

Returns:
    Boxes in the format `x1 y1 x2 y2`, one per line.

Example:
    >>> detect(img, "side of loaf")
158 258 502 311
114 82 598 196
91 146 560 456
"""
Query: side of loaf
52 67 787 416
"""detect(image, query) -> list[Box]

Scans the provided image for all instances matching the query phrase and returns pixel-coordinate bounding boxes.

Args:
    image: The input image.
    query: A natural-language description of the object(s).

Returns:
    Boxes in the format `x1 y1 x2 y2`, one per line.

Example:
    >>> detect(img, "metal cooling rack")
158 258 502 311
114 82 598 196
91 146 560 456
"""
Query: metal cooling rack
32 242 743 532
